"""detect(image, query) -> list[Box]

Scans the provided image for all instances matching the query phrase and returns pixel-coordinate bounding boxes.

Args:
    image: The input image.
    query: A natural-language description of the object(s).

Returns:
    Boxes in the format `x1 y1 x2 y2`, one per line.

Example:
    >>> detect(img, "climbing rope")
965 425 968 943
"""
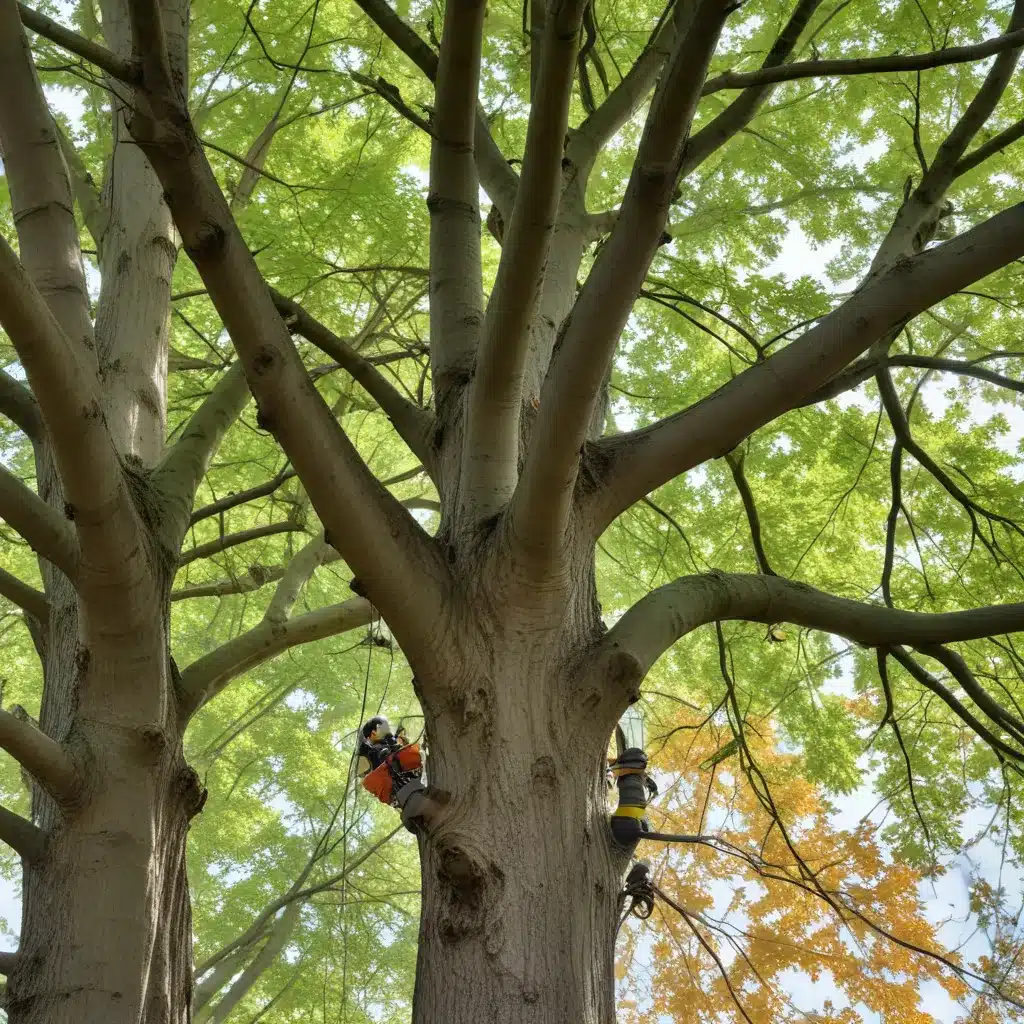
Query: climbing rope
616 861 656 936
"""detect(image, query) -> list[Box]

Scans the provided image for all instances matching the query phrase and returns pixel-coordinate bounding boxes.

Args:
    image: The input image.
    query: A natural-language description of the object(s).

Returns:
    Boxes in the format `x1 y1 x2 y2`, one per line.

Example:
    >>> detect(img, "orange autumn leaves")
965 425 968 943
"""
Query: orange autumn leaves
615 708 976 1024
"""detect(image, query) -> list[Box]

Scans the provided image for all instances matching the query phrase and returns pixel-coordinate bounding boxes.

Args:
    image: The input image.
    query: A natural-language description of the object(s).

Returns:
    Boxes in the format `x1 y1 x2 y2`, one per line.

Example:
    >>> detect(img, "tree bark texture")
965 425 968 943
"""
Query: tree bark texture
1 0 205 1017
11 673 199 1022
414 756 622 1024
410 559 625 1024
6 0 1024 1021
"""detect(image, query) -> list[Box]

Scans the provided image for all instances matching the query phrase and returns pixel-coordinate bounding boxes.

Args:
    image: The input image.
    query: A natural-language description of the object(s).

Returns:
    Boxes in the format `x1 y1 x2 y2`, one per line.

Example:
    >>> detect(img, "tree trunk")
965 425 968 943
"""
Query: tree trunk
0 0 201 1016
8 590 201 1024
409 162 623 1020
411 564 626 1024
415 766 622 1023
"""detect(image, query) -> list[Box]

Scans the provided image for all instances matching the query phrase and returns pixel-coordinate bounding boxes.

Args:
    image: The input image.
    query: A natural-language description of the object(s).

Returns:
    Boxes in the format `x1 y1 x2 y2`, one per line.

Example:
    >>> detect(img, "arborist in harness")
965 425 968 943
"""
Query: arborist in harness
609 704 659 845
357 716 407 774
357 715 431 833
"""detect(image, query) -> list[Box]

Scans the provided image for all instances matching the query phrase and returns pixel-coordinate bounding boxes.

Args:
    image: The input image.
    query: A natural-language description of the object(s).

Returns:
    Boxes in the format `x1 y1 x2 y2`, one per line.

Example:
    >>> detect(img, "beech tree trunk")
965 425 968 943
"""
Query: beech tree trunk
5 559 200 1022
415 754 622 1024
400 519 628 1024
0 0 274 1015
414 699 623 1024
0 0 201 1009
13 733 197 1022
6 0 1024 1020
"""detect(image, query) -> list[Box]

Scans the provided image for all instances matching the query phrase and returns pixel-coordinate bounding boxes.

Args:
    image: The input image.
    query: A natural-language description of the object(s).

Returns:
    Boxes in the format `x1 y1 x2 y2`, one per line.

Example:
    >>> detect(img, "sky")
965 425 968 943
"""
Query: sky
0 76 1020 1023
609 213 1023 1020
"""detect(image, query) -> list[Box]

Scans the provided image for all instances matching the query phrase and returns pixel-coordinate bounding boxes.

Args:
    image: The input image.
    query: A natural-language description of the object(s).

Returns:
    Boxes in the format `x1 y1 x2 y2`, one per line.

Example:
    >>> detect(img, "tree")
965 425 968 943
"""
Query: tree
1 0 1024 1020
616 703 1021 1023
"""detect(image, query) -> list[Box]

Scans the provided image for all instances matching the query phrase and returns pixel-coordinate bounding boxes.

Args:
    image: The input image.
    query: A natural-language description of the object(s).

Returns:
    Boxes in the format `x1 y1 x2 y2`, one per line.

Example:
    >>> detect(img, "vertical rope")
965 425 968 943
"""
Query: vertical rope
339 609 376 1022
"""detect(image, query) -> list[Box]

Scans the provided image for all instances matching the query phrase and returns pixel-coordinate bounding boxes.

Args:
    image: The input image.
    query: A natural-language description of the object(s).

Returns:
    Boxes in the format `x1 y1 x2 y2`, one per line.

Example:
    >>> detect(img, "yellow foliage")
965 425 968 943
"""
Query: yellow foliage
615 708 996 1023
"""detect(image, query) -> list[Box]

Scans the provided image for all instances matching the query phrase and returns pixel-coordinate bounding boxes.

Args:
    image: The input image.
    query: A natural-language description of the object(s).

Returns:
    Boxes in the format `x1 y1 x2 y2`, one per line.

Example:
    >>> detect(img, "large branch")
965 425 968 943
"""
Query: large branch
583 0 824 185
269 289 434 469
461 0 587 517
153 362 252 543
197 901 302 1024
475 120 520 222
351 0 438 79
178 597 373 713
1 0 96 352
567 5 680 170
426 0 487 396
262 535 338 625
178 531 354 712
0 466 79 578
955 116 1024 178
679 0 823 178
193 947 250 1016
701 26 1024 93
599 571 1024 683
0 708 79 803
592 201 1024 531
0 370 42 442
0 566 48 621
511 0 732 568
351 0 519 217
870 0 1024 272
930 5 1024 177
129 51 451 676
54 123 108 255
17 1 139 81
0 803 46 863
0 236 134 584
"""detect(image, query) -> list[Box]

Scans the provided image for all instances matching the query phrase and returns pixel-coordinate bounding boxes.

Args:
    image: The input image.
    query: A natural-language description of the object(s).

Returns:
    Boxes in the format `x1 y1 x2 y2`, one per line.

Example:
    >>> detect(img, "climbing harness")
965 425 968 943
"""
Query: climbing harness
357 716 430 832
608 711 660 845
621 861 655 921
609 746 654 844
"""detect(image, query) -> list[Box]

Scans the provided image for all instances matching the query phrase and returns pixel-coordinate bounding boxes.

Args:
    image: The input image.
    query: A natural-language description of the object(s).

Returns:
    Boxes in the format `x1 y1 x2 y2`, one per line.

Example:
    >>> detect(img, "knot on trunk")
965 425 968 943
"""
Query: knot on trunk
486 204 504 244
453 681 494 736
531 755 558 796
174 765 208 819
606 646 643 694
435 841 504 943
569 645 645 738
139 725 169 765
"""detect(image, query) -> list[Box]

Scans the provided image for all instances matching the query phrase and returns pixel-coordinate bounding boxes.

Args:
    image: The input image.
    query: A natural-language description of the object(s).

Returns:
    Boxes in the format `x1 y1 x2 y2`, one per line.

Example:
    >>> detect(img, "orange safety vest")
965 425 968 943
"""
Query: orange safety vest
360 743 422 805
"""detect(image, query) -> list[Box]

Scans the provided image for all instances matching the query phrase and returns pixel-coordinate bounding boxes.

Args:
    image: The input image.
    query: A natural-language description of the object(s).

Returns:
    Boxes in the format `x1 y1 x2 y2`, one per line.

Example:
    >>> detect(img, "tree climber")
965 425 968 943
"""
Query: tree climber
356 716 406 774
610 708 660 845
357 715 430 832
